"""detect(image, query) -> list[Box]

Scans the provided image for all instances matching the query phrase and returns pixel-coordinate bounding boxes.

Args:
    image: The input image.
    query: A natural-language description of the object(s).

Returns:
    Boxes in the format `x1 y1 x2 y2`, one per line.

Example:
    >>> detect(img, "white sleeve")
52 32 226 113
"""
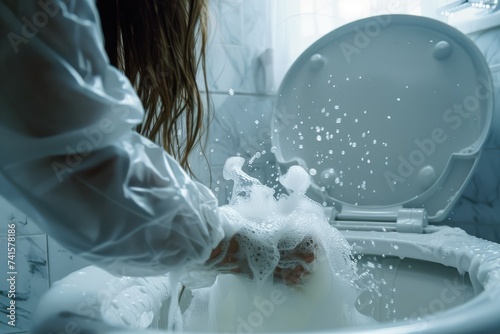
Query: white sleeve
0 0 225 276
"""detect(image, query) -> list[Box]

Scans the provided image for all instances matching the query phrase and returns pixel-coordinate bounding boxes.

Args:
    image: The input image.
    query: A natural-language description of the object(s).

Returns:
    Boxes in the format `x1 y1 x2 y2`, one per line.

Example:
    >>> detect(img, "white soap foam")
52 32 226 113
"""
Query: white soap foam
181 157 376 332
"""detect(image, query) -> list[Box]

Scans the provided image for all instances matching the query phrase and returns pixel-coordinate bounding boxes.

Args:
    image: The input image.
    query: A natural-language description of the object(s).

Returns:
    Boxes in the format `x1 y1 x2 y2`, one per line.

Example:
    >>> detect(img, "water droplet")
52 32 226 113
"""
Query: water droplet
316 135 322 141
255 120 259 125
309 168 317 176
229 88 234 95
336 118 342 124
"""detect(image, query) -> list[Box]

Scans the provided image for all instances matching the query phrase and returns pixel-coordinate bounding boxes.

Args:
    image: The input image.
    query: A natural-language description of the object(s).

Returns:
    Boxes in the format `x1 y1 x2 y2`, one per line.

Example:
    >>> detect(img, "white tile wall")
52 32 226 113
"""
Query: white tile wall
191 0 281 203
190 93 280 204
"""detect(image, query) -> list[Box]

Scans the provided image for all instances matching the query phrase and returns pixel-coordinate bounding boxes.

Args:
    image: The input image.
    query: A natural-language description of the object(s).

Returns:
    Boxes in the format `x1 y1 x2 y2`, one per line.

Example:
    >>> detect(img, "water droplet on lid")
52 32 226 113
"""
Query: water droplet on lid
229 88 235 95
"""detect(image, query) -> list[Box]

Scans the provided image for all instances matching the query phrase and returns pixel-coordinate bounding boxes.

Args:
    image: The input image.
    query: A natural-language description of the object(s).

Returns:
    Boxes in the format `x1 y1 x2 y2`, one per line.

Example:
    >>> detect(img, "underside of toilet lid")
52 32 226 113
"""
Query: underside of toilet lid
272 15 493 222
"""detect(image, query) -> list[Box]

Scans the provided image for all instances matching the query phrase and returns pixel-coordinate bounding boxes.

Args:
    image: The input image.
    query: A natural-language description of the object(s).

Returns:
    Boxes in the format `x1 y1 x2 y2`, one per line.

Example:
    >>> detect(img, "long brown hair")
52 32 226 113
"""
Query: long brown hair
96 0 210 175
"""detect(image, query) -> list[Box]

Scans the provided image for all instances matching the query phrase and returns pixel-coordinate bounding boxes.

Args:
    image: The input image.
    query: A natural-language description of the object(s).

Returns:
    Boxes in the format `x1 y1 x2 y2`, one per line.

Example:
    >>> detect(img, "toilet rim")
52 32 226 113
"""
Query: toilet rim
32 226 500 334
339 226 500 333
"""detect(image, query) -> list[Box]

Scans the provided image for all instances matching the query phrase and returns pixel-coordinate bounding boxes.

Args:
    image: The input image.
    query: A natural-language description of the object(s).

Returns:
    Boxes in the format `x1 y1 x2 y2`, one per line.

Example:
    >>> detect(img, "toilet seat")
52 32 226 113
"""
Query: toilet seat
271 15 494 231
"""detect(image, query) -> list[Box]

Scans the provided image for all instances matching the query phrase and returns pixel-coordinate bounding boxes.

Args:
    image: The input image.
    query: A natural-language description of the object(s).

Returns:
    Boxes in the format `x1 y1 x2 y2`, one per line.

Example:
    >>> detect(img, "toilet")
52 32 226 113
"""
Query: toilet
33 15 500 334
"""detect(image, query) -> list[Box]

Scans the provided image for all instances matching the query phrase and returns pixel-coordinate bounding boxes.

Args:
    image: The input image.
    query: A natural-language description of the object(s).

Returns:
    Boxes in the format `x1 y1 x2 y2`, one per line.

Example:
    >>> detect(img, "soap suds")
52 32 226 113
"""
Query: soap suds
181 157 375 332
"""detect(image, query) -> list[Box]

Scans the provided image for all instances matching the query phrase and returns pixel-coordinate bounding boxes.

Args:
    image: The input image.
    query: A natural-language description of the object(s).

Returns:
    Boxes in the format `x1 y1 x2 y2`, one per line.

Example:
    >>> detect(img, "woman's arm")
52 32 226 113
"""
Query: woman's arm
0 0 225 276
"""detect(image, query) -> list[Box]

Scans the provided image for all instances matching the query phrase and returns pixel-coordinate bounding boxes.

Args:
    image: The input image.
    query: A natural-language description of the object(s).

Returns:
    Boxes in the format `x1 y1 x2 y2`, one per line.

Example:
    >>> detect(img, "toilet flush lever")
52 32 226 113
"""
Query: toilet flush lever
396 209 428 234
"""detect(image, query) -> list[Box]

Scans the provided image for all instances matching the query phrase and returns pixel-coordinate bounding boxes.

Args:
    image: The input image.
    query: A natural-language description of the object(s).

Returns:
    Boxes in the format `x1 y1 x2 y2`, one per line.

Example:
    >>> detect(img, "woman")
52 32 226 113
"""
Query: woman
0 0 311 286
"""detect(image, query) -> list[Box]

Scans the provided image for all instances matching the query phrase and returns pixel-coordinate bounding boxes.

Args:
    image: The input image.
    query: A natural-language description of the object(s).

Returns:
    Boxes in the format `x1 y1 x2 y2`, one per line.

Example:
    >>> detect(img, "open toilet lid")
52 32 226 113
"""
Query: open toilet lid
272 15 494 222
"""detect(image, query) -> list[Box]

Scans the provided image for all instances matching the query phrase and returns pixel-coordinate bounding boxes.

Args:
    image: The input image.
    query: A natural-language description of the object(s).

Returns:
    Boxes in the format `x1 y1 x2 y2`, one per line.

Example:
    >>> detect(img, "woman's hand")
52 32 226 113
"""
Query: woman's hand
275 237 316 285
208 237 241 273
208 236 316 285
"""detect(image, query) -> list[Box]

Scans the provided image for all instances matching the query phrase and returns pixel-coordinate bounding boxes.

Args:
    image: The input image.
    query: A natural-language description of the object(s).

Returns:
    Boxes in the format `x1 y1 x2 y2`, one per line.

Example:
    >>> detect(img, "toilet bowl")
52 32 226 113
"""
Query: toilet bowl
33 15 500 334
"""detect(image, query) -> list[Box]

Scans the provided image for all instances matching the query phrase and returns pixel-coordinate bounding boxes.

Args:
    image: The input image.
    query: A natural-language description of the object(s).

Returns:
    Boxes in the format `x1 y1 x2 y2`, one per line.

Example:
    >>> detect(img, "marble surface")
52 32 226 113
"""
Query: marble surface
47 237 91 285
0 196 43 236
1 196 48 333
0 235 48 333
0 195 91 334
